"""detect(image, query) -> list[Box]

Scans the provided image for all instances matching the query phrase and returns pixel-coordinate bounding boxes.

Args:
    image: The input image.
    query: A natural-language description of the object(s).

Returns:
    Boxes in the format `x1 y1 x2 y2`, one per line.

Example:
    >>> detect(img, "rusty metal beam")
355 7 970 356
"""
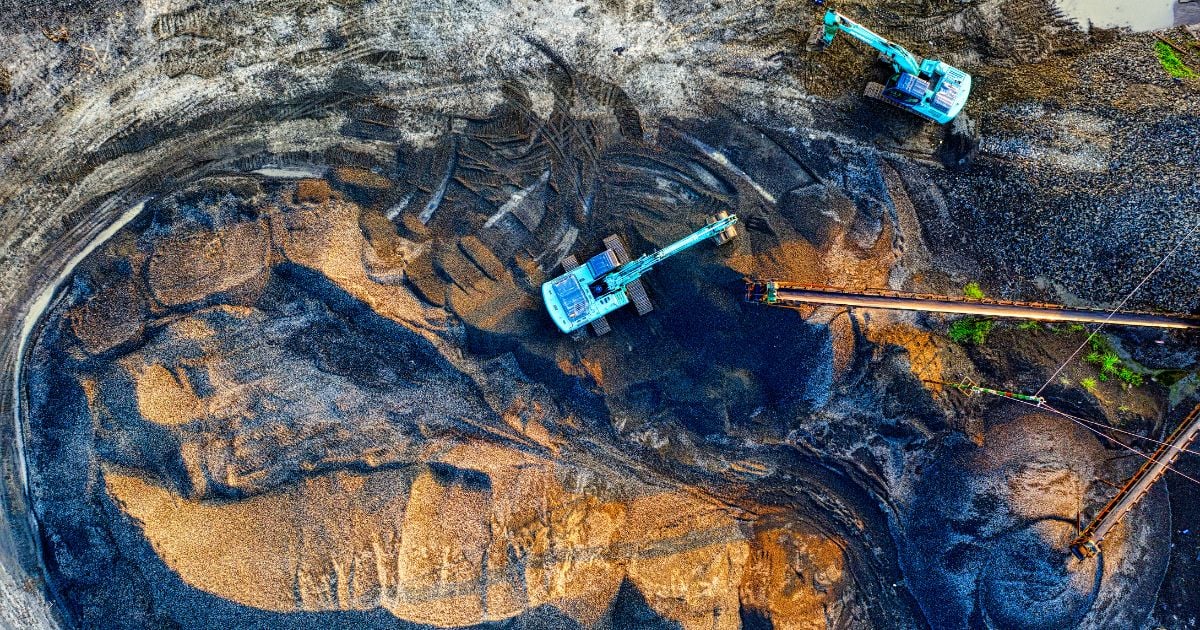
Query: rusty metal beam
745 280 1200 330
1070 402 1200 558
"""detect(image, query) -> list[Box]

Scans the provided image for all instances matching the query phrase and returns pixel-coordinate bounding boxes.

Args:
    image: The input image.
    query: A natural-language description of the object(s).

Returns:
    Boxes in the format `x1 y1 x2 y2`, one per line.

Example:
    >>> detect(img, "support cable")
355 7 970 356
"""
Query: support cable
936 378 1200 459
1009 398 1200 488
1034 221 1200 397
1063 410 1200 460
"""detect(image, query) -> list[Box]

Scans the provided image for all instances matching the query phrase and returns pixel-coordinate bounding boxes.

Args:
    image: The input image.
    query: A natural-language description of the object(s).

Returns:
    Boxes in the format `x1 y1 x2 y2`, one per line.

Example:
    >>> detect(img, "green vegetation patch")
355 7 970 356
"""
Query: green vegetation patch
948 318 994 345
1155 41 1197 79
963 282 984 299
1080 377 1098 393
1084 336 1143 387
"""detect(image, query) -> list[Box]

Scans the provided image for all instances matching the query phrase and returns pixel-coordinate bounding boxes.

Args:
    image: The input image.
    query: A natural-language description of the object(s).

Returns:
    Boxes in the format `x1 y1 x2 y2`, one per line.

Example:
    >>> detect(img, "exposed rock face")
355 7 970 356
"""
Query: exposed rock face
101 427 848 627
67 278 147 355
28 164 890 628
149 229 267 305
739 521 848 628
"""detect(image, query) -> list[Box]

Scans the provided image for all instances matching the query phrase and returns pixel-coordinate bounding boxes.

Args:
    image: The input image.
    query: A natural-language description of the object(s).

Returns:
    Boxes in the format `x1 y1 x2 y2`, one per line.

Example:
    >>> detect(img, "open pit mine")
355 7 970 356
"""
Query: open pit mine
2 0 1200 628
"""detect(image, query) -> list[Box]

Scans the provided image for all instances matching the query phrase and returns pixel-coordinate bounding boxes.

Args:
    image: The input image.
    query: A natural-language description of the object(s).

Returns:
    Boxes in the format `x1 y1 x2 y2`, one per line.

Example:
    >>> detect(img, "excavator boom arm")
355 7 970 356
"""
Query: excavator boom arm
821 10 922 76
605 215 738 290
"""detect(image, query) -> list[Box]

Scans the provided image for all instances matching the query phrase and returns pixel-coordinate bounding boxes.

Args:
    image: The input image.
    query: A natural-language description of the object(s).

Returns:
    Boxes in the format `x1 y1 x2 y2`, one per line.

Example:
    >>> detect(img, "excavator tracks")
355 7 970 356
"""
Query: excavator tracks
603 234 654 315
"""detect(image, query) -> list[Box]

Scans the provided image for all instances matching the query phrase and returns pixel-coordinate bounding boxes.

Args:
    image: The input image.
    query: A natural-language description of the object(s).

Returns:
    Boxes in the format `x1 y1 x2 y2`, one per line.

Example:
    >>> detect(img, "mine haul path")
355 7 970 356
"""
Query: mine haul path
745 281 1200 330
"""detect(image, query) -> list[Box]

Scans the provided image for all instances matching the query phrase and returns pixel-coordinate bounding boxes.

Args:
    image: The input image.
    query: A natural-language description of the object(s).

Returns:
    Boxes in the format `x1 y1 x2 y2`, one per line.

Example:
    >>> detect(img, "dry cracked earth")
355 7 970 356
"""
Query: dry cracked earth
2 0 1200 628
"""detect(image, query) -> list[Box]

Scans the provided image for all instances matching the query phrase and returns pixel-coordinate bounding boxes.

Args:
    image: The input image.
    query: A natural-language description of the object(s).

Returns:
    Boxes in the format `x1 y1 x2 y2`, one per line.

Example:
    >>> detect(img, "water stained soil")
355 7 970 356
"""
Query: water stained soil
1054 0 1200 31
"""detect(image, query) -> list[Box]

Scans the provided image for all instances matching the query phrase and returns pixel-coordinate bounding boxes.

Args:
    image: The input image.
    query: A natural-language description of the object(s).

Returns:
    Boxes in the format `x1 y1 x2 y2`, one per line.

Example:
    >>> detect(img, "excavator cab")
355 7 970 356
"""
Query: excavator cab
585 250 620 297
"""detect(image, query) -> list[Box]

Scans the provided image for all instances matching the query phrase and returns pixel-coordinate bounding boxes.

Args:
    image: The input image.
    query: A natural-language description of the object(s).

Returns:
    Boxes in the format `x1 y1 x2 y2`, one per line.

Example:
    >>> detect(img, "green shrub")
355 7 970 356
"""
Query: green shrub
1084 336 1145 387
963 282 984 299
1050 323 1086 335
1085 349 1121 379
1018 321 1042 331
1117 367 1143 388
1155 41 1197 79
948 318 994 345
1081 377 1098 392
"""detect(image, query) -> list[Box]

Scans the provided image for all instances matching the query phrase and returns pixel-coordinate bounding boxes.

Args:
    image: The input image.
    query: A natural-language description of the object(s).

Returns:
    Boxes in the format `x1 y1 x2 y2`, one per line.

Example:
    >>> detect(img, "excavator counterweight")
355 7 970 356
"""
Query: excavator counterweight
814 10 971 124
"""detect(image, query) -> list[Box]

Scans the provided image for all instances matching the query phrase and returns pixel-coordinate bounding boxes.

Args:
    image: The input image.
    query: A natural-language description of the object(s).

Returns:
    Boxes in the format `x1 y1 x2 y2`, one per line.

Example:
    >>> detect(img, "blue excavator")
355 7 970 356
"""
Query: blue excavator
543 213 738 335
812 10 971 124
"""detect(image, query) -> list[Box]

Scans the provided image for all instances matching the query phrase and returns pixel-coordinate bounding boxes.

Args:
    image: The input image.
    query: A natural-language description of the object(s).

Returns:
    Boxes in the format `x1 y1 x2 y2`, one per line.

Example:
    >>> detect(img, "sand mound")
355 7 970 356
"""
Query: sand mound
900 410 1171 629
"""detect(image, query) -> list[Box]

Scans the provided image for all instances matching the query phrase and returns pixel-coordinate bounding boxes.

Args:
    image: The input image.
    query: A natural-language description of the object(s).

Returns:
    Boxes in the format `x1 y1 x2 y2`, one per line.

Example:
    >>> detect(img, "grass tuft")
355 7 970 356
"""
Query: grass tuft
963 282 984 299
1155 41 1197 79
1084 336 1144 387
948 318 993 345
1049 323 1086 335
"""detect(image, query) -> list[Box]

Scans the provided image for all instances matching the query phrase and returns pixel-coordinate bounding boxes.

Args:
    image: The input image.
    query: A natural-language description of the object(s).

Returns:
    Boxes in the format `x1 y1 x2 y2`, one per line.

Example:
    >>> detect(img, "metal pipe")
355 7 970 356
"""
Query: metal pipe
746 281 1200 330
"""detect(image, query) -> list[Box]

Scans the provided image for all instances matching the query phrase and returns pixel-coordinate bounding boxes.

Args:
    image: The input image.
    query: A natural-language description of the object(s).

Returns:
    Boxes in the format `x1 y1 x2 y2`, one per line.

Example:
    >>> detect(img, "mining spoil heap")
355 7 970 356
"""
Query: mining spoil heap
1 0 1199 628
